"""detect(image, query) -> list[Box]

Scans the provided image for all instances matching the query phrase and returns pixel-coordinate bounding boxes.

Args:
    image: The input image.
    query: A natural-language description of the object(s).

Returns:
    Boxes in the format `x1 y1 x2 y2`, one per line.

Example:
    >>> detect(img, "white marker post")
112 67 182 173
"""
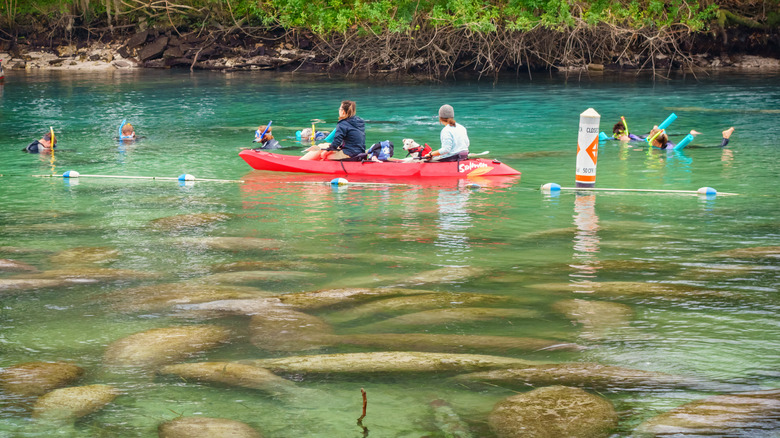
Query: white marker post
575 108 601 188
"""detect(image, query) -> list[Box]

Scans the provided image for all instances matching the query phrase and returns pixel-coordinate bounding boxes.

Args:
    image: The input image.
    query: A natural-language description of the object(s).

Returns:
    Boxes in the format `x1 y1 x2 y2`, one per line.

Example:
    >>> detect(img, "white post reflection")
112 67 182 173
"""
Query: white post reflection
570 192 601 281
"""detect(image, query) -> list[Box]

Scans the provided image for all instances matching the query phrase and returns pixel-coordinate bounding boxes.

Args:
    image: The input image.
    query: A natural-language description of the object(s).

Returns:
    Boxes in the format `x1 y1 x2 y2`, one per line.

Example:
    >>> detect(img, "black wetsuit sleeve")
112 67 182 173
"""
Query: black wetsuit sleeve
24 141 41 153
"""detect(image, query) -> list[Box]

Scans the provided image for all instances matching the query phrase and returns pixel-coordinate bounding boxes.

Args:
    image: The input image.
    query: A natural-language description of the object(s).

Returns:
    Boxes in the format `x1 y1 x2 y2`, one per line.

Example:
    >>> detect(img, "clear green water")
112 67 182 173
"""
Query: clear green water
1 70 779 437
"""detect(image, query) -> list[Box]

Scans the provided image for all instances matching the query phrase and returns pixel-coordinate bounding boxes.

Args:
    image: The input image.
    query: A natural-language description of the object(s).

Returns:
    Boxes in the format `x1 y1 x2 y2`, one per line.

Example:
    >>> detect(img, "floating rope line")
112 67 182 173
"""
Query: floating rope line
541 183 738 196
31 171 243 183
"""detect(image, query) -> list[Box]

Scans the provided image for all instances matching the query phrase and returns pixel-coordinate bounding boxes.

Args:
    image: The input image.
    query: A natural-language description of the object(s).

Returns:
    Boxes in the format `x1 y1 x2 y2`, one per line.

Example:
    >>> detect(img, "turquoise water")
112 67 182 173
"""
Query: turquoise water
1 70 779 437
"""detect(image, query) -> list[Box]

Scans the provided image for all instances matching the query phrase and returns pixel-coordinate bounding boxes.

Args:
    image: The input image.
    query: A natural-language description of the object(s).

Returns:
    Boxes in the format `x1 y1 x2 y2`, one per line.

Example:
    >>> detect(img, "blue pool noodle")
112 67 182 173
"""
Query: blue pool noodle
673 133 694 150
599 132 611 141
658 113 677 130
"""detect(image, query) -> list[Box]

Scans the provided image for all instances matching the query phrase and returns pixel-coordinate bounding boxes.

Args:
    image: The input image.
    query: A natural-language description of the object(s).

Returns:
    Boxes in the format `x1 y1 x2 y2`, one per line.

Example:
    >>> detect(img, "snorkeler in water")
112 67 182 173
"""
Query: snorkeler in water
647 127 735 150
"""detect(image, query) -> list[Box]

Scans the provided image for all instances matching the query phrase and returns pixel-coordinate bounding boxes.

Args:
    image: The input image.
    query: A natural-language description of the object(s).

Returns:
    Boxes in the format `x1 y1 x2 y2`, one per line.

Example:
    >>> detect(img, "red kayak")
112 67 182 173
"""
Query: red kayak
239 150 521 178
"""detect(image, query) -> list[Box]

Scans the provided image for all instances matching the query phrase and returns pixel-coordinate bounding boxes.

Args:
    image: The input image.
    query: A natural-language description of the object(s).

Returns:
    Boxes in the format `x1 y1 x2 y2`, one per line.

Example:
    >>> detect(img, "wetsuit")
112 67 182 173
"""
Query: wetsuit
255 138 281 150
24 140 53 153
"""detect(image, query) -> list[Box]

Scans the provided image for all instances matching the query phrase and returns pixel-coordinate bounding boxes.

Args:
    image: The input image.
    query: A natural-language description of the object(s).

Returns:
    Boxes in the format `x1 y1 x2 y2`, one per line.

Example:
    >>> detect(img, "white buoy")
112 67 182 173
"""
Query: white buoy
62 170 80 178
697 187 717 196
575 108 601 188
330 177 348 185
465 183 481 189
541 183 561 193
178 174 196 181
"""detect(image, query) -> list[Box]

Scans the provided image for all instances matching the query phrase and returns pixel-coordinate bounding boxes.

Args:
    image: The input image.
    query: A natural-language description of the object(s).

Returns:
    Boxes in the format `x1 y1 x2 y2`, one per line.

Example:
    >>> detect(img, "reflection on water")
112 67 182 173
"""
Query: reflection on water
434 181 474 266
0 71 779 437
570 192 600 280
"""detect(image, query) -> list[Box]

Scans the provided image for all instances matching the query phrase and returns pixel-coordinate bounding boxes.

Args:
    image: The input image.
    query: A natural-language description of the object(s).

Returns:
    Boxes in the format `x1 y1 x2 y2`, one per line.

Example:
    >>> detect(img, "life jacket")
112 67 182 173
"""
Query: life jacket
367 140 394 161
406 143 432 157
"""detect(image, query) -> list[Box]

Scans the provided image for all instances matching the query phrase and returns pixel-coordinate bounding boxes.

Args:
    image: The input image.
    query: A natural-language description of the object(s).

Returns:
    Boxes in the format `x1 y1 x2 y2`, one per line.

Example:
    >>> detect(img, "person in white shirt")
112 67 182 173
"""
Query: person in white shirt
425 104 469 162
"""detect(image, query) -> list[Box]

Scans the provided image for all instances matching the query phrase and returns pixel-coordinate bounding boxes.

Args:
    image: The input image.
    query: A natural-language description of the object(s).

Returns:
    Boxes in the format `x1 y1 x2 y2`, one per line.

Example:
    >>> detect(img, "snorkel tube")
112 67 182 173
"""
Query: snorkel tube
647 113 677 145
254 120 272 143
621 116 629 136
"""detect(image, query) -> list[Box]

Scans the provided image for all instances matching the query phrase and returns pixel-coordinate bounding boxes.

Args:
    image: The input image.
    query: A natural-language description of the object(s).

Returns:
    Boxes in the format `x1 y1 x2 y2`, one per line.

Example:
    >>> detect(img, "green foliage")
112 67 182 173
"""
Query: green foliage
0 0 727 36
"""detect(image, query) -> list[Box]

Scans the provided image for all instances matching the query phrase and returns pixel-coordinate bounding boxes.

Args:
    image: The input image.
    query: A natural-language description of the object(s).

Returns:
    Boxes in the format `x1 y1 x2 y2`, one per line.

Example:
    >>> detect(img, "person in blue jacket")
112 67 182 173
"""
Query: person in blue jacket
301 100 365 161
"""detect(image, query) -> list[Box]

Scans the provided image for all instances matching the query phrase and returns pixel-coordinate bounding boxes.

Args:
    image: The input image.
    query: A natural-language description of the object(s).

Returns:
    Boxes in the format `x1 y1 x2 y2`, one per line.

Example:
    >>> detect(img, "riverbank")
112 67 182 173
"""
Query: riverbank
1 28 779 78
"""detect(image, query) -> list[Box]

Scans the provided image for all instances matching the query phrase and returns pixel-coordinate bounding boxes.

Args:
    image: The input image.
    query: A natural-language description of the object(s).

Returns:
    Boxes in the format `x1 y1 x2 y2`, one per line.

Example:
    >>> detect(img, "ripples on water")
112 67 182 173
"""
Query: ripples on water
0 71 778 437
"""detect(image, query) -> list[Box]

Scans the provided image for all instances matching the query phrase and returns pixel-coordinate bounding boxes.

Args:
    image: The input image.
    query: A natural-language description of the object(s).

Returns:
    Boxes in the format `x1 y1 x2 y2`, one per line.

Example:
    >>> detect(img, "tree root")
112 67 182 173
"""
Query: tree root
307 20 711 79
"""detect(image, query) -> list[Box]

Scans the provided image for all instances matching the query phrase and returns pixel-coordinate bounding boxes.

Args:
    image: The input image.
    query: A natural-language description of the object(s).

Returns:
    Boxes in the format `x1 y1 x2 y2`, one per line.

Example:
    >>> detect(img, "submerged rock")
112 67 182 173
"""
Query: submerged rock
396 266 485 285
488 385 617 438
158 362 298 397
174 298 285 318
249 308 336 351
158 416 262 438
103 325 231 368
456 363 722 392
323 292 514 323
705 246 780 260
211 260 319 272
354 307 538 332
277 287 433 311
430 398 473 438
634 388 780 436
552 299 634 340
0 278 75 293
49 246 121 266
198 270 324 284
336 333 581 353
176 236 282 252
530 281 737 299
21 267 160 282
150 212 232 232
108 283 273 313
242 352 540 375
0 362 84 397
32 384 119 421
0 259 38 272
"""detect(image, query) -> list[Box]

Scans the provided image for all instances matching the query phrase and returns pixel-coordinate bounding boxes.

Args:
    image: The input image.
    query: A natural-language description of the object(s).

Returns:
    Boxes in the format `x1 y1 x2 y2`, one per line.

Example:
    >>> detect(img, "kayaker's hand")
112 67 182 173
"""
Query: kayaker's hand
423 154 433 161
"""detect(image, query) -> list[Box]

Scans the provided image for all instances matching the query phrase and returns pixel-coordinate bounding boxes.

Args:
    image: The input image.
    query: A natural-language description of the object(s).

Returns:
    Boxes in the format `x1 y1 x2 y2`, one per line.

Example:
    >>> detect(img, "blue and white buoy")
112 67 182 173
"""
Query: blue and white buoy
541 183 561 193
697 187 717 196
330 177 348 186
62 170 80 178
178 174 196 182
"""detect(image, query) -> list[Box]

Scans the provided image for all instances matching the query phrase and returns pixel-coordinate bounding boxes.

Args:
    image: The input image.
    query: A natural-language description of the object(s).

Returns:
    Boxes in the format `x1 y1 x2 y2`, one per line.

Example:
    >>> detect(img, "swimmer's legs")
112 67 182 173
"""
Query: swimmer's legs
721 127 735 147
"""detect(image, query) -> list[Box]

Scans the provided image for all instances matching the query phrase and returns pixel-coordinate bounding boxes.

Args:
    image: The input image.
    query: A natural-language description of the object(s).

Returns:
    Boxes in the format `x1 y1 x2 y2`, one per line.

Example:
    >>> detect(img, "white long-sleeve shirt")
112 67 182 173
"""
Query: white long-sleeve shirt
438 123 470 159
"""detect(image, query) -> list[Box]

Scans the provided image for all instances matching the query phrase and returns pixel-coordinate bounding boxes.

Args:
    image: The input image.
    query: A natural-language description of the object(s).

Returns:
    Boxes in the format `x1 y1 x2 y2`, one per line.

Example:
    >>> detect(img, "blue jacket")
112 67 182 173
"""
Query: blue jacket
327 116 365 157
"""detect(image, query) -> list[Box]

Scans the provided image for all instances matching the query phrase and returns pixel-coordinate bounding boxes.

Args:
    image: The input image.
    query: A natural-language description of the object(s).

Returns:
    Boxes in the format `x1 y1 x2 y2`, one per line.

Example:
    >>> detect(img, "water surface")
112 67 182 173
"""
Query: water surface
1 70 778 437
